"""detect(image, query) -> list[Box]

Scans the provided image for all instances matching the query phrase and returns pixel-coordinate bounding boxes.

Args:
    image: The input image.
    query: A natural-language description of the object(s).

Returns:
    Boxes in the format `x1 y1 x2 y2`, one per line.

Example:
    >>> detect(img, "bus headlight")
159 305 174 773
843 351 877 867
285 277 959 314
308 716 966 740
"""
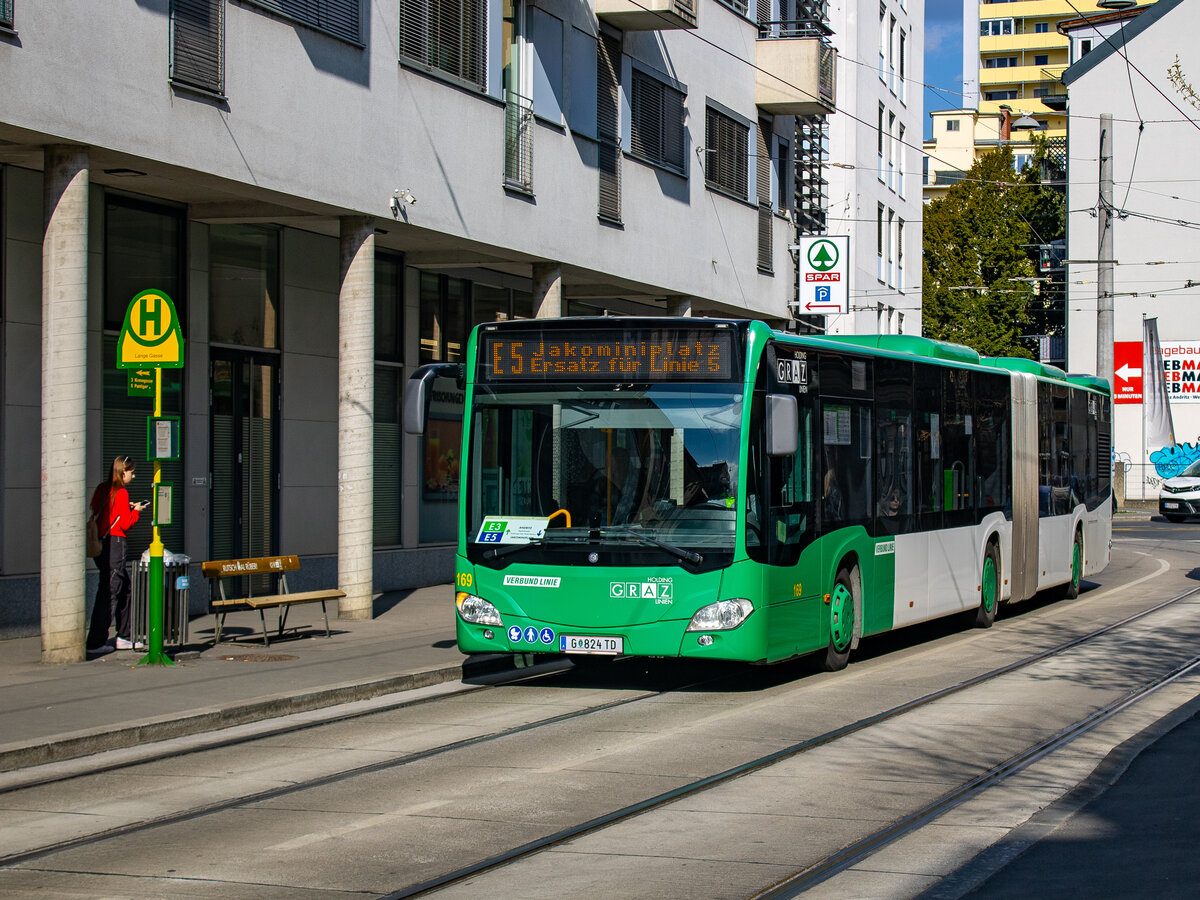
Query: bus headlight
456 592 502 626
686 598 753 632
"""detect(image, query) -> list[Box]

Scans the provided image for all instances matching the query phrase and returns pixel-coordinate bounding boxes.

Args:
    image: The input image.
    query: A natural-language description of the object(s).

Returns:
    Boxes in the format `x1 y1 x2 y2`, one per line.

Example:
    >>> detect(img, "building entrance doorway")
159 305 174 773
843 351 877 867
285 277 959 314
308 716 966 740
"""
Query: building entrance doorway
209 350 279 572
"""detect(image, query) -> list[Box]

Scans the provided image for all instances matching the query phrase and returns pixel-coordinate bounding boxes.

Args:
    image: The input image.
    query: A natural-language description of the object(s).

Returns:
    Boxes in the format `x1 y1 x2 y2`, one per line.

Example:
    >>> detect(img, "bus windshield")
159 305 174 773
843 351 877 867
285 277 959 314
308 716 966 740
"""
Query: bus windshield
467 383 744 562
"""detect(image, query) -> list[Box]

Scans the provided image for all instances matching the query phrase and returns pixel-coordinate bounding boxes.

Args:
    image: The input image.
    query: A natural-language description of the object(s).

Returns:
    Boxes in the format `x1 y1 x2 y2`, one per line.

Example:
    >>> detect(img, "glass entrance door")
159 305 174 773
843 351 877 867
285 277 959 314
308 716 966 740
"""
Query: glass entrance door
210 350 279 570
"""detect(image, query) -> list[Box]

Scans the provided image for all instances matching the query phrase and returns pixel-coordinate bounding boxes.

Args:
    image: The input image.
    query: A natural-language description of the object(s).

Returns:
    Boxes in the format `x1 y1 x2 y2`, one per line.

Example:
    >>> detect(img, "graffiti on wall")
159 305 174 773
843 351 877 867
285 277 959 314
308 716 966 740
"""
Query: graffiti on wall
1150 442 1200 478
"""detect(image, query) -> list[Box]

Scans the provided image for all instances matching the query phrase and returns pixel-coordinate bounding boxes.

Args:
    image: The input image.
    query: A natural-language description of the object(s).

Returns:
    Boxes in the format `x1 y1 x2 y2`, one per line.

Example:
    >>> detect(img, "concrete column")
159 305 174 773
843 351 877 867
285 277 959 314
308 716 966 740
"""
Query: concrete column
337 217 375 620
41 146 90 663
668 296 693 317
532 263 562 318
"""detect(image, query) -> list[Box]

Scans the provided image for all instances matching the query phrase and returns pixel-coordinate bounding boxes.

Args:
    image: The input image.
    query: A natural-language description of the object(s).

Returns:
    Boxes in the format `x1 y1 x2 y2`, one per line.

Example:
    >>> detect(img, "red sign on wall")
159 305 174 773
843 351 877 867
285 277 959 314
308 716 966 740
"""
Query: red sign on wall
1113 341 1143 404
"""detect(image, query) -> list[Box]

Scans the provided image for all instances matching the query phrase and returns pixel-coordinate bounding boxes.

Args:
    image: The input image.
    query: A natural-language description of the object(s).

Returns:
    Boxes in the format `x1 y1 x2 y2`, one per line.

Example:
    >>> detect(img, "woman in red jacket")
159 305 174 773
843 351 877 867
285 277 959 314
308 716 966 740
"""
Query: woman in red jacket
86 456 148 654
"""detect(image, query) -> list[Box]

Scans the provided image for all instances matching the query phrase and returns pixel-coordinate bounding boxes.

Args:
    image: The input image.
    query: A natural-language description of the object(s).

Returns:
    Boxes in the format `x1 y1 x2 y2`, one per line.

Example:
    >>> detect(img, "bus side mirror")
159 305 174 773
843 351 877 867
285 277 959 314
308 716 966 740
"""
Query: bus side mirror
403 364 463 435
765 394 798 456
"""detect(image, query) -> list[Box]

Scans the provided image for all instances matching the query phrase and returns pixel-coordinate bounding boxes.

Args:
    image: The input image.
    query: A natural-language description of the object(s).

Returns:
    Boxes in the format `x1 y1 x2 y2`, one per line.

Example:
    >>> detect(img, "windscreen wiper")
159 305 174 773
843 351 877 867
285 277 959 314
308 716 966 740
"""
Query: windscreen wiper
600 527 703 565
479 530 587 562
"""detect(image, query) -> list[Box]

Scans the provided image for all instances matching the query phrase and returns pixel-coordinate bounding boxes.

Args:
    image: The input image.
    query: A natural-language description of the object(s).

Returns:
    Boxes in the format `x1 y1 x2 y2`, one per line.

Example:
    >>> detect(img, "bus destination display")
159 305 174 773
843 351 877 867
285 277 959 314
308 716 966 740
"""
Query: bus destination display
480 330 734 381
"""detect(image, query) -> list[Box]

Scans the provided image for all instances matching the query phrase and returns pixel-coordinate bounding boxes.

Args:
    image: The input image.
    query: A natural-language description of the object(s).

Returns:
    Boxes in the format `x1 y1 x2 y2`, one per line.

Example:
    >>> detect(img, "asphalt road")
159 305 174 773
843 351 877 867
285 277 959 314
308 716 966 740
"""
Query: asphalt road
2 521 1199 899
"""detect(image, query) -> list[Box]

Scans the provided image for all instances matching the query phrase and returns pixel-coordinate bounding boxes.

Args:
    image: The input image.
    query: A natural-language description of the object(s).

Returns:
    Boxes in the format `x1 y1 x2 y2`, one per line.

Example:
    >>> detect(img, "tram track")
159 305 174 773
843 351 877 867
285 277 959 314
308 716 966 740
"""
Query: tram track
2 565 1193 896
0 660 741 869
380 580 1200 899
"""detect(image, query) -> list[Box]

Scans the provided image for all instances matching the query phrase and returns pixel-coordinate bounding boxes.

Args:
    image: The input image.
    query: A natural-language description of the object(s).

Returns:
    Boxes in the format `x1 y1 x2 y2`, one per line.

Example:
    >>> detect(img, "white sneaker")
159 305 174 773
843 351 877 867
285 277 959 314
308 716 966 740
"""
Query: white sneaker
115 637 146 650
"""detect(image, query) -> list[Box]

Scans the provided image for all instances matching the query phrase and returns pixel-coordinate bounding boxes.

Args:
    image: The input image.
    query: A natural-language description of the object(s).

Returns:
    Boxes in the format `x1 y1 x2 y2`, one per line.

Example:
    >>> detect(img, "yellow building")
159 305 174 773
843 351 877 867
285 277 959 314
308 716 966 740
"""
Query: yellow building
966 0 1156 140
922 107 1038 203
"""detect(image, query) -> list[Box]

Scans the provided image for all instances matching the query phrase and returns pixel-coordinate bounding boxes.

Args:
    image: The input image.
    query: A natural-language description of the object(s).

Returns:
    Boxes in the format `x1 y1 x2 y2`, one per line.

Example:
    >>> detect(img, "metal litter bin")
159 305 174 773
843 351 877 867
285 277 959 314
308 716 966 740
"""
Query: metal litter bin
131 550 191 647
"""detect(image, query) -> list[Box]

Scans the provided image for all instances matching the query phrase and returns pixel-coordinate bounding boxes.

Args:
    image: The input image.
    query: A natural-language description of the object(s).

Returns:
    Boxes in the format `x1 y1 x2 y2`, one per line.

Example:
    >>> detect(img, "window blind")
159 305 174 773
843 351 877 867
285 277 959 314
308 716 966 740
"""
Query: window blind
171 0 224 95
246 0 361 45
630 69 685 172
400 0 487 91
597 32 621 222
705 107 748 200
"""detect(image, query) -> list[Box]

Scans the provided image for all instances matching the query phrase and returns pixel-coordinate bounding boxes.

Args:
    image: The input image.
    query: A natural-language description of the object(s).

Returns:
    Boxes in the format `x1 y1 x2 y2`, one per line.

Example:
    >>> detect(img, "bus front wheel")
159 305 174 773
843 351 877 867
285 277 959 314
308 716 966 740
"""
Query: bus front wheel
820 567 856 672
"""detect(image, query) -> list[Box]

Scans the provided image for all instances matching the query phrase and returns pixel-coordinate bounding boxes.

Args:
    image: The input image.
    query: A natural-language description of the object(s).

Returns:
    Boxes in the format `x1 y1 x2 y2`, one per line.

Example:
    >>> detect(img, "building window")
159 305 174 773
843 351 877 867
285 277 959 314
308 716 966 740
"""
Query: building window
1081 39 1092 56
1034 22 1049 33
0 0 12 29
980 19 1013 36
877 102 886 180
878 3 886 80
400 0 487 90
946 119 960 132
170 0 224 96
877 203 885 282
985 90 1018 101
887 111 896 188
1034 54 1048 66
630 68 686 173
210 225 280 348
886 208 895 287
897 218 905 292
1034 87 1050 98
419 272 468 364
897 123 906 199
374 253 405 547
775 137 791 213
704 106 749 200
984 57 1018 68
245 0 362 45
898 29 906 99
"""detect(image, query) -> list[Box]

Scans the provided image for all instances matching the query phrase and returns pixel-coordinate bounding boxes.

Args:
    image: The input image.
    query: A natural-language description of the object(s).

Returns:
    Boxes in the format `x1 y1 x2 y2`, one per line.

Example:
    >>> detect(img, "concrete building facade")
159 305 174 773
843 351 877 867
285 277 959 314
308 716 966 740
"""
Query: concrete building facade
822 0 924 336
1062 0 1197 500
0 1 839 647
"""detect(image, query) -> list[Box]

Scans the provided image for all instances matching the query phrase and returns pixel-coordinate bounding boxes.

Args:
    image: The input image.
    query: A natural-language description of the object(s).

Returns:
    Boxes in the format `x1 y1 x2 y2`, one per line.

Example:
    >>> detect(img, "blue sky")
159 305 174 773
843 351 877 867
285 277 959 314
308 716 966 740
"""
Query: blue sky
924 0 965 138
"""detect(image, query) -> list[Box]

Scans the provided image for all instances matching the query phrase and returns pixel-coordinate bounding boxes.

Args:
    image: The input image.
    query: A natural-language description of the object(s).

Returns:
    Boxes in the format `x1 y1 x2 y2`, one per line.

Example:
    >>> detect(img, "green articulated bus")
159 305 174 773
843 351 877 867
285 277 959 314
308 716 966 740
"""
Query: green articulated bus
405 318 1112 671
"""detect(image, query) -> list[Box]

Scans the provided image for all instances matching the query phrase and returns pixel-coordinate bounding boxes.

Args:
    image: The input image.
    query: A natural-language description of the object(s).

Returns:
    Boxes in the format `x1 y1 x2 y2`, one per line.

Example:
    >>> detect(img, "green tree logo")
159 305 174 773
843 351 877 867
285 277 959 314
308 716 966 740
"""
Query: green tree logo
808 240 839 272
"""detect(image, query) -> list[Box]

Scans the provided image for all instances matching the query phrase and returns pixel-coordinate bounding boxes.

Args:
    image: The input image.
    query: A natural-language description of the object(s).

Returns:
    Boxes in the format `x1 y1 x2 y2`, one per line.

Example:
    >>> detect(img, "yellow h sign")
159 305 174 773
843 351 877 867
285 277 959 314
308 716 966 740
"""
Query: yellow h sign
117 289 185 369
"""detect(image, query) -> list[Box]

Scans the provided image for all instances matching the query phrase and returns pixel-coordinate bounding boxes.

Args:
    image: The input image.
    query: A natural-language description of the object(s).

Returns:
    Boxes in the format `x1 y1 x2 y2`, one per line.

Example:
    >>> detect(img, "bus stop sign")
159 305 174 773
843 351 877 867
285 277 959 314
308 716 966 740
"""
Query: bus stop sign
117 289 185 369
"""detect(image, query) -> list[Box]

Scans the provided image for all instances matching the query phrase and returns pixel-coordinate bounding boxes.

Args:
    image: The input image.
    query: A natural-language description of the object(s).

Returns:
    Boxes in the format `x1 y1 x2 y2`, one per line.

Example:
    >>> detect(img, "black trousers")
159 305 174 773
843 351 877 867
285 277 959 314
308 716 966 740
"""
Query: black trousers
87 535 131 648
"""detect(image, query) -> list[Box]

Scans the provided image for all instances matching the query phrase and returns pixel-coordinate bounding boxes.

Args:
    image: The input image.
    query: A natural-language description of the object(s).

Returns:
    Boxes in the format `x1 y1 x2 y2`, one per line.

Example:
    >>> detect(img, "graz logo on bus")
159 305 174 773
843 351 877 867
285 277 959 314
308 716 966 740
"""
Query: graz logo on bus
776 357 807 386
610 578 674 604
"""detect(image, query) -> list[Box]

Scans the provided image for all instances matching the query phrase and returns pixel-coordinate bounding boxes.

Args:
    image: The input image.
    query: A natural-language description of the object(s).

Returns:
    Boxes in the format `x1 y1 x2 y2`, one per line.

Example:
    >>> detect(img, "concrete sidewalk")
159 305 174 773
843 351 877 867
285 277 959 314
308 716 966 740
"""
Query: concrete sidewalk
0 583 469 772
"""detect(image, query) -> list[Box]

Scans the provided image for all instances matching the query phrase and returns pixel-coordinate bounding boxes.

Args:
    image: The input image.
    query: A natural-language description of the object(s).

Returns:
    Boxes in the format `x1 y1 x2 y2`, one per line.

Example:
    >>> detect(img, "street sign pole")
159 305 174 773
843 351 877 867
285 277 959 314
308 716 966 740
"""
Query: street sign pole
115 288 184 667
141 365 172 666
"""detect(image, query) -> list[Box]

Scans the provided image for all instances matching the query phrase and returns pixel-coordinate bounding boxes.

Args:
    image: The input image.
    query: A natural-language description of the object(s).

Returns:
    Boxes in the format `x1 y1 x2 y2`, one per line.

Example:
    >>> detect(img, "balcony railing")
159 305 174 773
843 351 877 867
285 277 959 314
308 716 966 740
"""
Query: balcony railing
594 0 696 31
504 91 534 194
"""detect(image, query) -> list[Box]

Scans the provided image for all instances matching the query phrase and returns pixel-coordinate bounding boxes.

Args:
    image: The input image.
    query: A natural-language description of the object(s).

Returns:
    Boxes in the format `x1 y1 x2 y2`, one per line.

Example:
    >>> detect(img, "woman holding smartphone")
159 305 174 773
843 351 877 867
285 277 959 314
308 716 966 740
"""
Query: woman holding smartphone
86 456 148 654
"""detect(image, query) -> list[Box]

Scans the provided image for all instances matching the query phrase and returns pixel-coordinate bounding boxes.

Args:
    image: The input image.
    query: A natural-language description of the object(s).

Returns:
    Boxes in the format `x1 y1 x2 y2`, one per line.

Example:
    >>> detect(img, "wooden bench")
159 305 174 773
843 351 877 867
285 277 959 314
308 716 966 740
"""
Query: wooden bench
201 555 345 647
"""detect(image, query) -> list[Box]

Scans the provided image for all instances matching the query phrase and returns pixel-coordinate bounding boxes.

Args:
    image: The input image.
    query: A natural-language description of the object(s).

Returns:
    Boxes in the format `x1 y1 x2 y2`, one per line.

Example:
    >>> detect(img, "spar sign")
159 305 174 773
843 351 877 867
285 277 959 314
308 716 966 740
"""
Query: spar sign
795 235 849 316
1114 340 1200 404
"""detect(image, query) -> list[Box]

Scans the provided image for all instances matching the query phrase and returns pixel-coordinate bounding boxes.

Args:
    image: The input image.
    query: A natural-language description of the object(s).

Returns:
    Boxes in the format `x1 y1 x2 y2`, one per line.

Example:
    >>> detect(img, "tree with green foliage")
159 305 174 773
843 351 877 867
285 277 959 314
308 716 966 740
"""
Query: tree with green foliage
923 145 1057 358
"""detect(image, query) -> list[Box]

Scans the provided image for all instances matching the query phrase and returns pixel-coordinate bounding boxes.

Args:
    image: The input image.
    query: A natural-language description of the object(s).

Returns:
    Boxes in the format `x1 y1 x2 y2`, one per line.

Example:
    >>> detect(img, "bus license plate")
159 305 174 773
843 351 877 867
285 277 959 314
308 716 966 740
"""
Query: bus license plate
1165 502 1180 509
560 635 623 655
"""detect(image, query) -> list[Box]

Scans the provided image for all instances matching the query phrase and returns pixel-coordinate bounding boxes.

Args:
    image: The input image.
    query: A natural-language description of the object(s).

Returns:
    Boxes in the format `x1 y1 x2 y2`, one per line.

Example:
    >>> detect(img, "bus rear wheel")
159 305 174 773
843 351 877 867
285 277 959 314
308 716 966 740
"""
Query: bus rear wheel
1063 530 1083 600
970 542 1000 629
820 567 856 672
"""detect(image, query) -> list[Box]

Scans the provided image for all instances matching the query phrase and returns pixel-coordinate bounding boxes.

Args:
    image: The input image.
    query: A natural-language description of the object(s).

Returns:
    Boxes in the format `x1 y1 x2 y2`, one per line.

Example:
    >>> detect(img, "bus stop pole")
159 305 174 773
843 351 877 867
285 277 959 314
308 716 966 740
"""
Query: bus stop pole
138 367 173 666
